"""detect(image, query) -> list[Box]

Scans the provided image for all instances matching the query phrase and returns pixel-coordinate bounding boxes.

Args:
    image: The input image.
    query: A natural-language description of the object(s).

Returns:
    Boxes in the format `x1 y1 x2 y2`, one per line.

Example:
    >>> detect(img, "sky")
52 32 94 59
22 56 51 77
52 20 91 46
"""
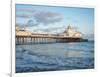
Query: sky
16 4 94 37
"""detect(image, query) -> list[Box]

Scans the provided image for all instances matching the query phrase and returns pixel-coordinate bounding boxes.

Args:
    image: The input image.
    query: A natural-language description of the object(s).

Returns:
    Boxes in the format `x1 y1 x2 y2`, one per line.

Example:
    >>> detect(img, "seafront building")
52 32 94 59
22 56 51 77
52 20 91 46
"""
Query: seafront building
16 24 86 44
58 24 82 38
16 24 82 38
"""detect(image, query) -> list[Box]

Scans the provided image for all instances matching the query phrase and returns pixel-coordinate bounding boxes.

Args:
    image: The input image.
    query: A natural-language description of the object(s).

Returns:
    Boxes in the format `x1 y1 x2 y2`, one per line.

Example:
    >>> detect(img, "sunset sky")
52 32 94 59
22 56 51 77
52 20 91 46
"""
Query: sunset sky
16 4 94 37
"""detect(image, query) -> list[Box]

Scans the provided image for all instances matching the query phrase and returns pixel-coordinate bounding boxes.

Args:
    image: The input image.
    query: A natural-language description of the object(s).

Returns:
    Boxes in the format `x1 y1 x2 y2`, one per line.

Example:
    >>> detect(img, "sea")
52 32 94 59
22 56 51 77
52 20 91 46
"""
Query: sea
16 41 94 73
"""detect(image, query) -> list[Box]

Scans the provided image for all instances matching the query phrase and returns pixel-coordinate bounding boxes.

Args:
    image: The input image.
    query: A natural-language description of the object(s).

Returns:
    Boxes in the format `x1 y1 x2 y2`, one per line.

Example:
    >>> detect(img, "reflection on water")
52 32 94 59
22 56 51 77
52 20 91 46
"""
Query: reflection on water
16 41 94 73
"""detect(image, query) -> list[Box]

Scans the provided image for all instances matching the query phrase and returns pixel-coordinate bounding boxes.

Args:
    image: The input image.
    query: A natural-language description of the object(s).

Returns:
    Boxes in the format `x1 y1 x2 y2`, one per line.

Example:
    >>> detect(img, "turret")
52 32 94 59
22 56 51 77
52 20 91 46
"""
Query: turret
63 24 82 37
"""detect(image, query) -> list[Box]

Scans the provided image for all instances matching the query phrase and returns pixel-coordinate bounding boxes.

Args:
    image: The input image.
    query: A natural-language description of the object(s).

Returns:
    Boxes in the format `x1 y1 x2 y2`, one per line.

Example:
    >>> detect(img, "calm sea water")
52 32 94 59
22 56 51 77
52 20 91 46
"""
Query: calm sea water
16 41 94 73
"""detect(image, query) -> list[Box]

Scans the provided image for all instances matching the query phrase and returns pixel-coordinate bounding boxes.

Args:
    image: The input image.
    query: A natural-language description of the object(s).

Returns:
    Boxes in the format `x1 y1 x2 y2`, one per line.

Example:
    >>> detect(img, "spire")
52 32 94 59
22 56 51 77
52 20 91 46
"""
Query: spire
67 24 71 29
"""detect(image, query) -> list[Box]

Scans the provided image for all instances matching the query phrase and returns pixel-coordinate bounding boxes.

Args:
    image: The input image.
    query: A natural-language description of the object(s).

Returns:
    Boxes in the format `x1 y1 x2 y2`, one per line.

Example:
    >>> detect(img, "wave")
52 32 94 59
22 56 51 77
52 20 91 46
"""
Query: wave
16 48 94 73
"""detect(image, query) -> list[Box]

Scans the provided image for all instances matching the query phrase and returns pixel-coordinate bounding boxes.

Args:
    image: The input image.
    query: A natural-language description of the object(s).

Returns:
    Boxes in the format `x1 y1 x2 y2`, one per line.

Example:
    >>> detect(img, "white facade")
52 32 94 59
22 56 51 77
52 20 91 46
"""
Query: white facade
62 24 82 37
16 25 82 38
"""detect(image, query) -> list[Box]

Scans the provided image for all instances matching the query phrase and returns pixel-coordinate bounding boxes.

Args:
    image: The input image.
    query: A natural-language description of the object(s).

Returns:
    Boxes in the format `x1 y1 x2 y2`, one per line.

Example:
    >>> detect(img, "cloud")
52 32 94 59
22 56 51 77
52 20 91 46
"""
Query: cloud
34 29 51 33
26 19 39 27
29 25 66 34
16 9 36 18
16 10 63 27
33 11 63 25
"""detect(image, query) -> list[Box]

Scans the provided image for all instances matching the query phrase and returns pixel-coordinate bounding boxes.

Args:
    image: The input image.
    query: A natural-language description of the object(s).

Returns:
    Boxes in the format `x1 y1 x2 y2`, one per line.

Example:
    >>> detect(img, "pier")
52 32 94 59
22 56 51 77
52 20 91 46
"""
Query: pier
16 35 85 44
16 25 88 44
